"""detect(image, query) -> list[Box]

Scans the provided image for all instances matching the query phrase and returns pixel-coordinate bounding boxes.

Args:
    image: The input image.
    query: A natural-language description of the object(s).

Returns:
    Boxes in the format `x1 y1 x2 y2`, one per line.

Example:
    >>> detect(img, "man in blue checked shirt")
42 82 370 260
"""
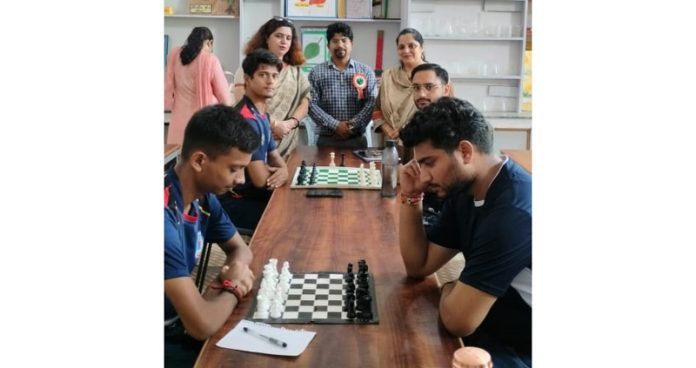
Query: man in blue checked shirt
308 22 377 148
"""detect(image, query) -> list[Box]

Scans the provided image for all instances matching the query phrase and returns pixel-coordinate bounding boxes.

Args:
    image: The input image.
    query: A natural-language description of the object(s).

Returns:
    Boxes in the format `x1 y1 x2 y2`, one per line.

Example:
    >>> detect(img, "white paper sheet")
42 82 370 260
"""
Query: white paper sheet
216 319 316 356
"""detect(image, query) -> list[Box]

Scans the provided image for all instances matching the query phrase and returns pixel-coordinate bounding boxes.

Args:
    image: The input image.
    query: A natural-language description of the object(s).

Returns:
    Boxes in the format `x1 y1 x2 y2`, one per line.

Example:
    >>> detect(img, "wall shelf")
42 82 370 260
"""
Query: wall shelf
451 75 522 80
165 14 238 19
288 17 401 23
423 37 524 41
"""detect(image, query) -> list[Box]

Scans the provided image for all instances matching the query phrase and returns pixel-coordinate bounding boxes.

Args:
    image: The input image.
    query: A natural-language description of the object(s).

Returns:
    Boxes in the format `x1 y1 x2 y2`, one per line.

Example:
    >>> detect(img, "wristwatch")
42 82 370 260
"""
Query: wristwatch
346 122 356 134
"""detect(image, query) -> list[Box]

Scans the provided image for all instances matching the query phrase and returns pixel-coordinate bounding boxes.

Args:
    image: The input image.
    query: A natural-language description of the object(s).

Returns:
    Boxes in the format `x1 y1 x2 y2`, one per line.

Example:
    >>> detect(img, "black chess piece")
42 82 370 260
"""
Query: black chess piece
340 153 345 167
347 305 356 320
357 281 368 291
357 261 368 273
347 263 353 273
296 168 306 185
356 294 372 311
309 163 317 185
356 287 368 299
345 282 355 293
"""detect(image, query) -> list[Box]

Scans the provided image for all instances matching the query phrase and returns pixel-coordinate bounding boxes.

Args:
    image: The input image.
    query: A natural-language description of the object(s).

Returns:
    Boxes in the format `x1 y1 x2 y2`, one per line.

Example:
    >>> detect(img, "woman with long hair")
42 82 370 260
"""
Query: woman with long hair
165 27 232 144
233 17 310 159
374 28 427 142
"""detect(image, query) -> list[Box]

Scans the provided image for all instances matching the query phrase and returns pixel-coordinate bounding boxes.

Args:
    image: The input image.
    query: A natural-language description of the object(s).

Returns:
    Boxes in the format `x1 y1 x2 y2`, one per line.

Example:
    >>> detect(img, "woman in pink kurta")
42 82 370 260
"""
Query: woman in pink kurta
164 27 232 144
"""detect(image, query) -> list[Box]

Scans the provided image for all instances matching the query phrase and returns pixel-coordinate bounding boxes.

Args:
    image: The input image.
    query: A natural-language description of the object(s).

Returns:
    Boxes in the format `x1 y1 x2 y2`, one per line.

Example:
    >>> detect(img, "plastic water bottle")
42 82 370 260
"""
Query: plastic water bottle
380 140 398 198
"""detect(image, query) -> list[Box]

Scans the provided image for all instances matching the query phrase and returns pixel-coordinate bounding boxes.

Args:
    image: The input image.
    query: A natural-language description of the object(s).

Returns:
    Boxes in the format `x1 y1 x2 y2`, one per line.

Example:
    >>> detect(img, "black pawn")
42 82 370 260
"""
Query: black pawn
296 168 306 185
356 294 372 311
309 163 317 185
358 279 369 290
346 263 353 273
347 305 356 320
340 153 345 167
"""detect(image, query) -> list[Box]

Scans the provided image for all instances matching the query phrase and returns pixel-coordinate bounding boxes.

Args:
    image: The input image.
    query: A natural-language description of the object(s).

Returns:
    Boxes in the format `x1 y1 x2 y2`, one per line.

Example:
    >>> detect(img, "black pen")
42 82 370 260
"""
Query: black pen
243 326 288 348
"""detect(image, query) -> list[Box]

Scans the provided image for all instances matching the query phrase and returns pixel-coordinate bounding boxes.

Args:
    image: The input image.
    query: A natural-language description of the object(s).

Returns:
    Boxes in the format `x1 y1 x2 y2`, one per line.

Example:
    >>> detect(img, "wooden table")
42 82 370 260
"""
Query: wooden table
195 146 461 367
502 149 532 173
164 144 180 167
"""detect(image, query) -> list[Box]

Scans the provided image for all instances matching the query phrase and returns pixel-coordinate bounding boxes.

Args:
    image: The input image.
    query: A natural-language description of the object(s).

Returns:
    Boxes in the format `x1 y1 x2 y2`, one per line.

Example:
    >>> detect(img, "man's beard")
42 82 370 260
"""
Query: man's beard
442 178 471 198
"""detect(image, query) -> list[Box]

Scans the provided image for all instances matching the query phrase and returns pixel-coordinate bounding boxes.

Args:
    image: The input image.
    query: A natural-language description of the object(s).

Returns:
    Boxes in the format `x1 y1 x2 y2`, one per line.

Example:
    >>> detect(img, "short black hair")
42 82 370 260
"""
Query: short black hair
401 97 494 154
241 48 282 77
181 104 261 160
326 22 353 43
410 63 449 84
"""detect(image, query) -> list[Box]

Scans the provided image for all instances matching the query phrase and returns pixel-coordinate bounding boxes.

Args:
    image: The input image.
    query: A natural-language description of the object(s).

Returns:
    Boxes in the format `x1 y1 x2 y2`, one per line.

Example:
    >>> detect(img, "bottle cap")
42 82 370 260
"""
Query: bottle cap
452 346 492 368
385 139 396 148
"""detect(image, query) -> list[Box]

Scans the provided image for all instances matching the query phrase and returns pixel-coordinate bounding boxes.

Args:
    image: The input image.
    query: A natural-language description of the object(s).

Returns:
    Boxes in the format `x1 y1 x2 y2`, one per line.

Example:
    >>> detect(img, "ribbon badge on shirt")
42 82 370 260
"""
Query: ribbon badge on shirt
352 73 367 100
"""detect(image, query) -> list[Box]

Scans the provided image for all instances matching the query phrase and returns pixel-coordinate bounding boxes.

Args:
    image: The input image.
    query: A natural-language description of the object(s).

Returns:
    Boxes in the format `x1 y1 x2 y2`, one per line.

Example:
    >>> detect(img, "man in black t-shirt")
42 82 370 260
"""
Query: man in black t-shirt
399 97 532 367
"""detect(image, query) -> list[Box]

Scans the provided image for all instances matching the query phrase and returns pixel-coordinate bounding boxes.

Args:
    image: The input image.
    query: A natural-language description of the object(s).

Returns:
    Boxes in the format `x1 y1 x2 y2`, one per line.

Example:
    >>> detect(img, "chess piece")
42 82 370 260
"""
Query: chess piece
270 301 283 319
329 152 336 167
346 303 356 320
296 167 306 186
358 163 366 185
256 295 270 319
340 153 345 167
309 163 317 185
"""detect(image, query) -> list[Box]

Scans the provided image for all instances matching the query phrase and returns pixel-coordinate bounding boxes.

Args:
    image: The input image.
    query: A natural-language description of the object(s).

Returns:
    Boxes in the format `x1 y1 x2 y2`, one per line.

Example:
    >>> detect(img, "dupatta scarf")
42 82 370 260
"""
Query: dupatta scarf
376 65 418 131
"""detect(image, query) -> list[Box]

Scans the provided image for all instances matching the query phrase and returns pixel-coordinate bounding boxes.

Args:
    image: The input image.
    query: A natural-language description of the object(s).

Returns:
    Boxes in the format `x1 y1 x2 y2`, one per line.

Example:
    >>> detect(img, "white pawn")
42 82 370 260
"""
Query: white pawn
270 298 284 318
269 304 282 319
256 296 270 319
359 163 366 185
369 162 378 184
329 152 336 167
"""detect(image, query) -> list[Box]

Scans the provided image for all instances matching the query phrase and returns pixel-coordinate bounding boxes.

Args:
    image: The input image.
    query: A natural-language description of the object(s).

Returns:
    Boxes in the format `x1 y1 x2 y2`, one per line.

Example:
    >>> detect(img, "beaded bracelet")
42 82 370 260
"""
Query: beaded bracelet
401 192 424 206
211 279 243 302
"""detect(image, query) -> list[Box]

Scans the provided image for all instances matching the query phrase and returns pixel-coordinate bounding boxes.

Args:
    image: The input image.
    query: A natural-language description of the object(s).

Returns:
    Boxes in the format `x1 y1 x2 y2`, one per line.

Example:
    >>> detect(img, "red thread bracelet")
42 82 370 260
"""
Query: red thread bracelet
211 279 244 301
401 192 424 206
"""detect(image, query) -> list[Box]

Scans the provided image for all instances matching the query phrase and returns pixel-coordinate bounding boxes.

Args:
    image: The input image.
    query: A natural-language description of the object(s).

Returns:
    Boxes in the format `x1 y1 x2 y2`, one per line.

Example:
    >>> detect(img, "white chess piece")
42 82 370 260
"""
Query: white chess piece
329 152 336 167
359 163 366 185
269 302 282 319
256 295 270 318
370 162 379 185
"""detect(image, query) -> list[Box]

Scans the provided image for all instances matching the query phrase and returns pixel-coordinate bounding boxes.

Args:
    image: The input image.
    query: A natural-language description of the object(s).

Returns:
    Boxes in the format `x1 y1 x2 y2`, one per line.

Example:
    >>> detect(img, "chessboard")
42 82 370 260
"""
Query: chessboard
289 165 382 190
247 260 379 324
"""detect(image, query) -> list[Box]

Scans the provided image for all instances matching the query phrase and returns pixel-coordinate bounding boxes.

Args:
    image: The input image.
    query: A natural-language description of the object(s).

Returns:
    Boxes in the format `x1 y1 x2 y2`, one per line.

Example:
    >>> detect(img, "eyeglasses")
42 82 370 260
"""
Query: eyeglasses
411 83 441 92
273 16 293 24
